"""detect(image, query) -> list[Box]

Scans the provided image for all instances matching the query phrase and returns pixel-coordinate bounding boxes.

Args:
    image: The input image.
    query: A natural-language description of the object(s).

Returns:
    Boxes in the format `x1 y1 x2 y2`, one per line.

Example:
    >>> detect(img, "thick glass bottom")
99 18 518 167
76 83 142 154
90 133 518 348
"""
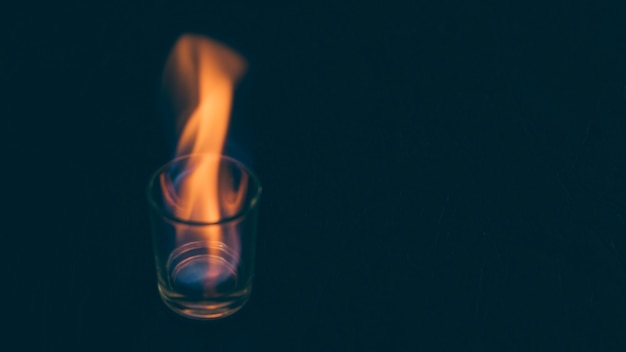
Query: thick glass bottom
158 284 251 320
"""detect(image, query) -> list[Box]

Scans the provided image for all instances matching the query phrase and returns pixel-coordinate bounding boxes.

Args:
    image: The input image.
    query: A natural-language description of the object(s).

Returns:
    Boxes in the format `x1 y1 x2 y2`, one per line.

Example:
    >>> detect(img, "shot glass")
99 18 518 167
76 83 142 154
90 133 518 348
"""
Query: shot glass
147 154 262 319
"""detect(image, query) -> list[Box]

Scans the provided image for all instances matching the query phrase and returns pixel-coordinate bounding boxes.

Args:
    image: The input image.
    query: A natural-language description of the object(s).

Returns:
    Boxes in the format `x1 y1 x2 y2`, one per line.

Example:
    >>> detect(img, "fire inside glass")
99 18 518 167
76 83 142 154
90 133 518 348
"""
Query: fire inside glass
147 154 261 319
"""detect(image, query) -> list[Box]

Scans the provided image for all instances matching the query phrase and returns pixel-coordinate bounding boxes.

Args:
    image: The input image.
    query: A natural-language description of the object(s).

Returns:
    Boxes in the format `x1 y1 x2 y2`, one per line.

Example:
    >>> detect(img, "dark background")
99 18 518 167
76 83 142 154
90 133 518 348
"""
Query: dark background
4 0 626 350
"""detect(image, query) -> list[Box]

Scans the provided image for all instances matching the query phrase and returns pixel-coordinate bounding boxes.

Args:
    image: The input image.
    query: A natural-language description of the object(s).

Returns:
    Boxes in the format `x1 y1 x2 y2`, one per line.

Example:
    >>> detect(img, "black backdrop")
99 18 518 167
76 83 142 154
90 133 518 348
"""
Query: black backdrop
4 1 626 351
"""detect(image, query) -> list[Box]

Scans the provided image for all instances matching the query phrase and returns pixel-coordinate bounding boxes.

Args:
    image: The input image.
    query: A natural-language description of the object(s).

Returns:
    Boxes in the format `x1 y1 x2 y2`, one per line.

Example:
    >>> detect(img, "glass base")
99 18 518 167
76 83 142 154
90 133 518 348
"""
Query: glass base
158 285 251 320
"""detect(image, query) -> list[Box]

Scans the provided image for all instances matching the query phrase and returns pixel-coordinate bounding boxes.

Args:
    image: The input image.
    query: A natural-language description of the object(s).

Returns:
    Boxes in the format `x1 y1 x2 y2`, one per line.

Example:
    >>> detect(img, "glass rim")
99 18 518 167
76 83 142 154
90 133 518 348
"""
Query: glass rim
147 153 262 226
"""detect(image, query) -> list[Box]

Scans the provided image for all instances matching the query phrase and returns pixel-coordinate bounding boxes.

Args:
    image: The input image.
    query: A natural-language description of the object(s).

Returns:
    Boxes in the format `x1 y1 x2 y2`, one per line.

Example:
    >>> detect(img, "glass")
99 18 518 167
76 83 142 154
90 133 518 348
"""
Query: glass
147 154 262 320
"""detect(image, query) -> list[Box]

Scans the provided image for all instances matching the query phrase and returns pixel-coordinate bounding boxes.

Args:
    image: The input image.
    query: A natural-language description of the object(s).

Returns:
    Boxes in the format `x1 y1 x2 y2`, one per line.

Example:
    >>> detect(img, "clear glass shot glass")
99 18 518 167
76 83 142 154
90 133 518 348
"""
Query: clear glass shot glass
147 154 262 320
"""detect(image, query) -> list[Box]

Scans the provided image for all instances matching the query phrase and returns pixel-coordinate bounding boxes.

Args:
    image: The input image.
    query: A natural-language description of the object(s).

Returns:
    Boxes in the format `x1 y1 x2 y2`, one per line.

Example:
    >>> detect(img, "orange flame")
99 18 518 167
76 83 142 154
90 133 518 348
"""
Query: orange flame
161 34 247 285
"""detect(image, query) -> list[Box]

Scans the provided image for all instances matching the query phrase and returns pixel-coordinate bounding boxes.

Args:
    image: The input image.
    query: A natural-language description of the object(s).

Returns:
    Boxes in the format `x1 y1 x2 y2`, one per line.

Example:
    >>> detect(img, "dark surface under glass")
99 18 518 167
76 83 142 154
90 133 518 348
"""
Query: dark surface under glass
5 1 626 351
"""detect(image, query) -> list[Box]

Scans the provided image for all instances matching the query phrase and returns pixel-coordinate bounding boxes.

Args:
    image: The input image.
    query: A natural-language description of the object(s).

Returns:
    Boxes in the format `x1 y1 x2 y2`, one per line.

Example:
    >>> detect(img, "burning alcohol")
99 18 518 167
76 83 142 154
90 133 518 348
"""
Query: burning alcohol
147 35 261 319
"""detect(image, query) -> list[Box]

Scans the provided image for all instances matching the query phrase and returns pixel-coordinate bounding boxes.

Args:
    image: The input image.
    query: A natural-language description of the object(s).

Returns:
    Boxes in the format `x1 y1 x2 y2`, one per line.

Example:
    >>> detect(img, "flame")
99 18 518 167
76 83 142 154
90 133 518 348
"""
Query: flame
161 34 247 287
